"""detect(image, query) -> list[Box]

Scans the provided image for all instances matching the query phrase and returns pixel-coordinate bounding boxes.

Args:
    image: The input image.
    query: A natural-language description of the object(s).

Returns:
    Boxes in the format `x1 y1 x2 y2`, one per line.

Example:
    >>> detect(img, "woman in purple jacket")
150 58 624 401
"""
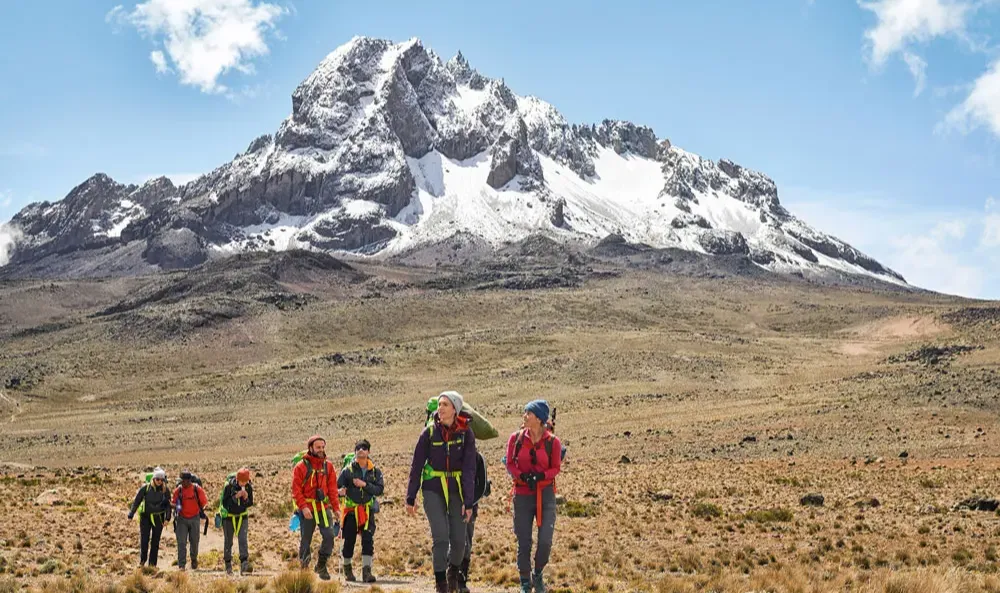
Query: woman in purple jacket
406 391 478 593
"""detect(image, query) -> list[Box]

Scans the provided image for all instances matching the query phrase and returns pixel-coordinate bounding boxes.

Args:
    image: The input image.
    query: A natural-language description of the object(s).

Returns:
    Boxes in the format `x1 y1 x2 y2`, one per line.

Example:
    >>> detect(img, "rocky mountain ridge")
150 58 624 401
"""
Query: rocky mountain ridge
1 36 904 285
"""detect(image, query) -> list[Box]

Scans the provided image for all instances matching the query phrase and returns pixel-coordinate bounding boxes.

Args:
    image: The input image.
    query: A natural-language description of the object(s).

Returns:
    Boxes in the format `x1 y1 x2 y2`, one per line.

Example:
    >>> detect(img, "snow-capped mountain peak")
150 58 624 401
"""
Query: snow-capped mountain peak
2 36 904 285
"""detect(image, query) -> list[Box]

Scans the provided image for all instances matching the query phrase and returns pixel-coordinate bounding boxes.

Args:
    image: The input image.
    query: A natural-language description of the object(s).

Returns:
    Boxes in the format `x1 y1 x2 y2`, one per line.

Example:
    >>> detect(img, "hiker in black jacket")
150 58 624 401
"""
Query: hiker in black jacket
220 467 254 575
127 467 172 567
337 439 385 583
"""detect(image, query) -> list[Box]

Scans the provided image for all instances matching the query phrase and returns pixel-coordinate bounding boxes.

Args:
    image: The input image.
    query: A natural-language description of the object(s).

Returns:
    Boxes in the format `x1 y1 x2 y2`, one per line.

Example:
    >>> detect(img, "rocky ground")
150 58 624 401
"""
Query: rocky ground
1 249 999 592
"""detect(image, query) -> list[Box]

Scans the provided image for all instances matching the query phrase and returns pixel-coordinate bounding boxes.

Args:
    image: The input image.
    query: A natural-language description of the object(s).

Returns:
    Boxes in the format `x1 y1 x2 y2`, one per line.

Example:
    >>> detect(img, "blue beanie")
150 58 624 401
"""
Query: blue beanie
524 399 550 424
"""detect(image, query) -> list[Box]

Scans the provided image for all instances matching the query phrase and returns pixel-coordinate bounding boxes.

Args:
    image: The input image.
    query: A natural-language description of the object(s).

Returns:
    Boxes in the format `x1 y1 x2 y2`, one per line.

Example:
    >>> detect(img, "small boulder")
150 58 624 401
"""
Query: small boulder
618 455 632 464
650 490 674 502
35 487 71 506
800 493 825 507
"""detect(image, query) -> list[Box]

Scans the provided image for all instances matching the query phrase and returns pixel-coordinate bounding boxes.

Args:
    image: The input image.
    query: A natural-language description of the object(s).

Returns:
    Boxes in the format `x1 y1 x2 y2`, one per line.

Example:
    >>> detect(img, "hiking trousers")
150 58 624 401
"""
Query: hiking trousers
138 514 164 566
298 508 336 566
174 516 201 568
222 516 249 564
513 486 556 579
341 511 374 559
422 483 465 572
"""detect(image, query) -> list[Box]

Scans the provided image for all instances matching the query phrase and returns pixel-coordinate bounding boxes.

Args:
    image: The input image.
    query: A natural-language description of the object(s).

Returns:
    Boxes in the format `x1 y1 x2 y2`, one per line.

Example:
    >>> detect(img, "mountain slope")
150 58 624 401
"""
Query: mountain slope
1 36 904 285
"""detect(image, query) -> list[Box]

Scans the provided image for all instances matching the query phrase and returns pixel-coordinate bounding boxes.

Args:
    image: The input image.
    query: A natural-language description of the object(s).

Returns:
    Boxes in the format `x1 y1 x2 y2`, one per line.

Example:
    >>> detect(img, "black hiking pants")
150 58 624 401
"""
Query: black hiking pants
341 511 374 559
138 514 165 566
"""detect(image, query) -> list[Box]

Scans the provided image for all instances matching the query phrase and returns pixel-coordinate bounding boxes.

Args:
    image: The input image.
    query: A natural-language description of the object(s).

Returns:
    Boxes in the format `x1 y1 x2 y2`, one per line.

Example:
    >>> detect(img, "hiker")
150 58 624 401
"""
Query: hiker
425 395 498 593
172 470 208 570
220 467 254 575
292 435 341 581
127 467 172 567
338 439 385 583
406 391 478 593
506 400 562 593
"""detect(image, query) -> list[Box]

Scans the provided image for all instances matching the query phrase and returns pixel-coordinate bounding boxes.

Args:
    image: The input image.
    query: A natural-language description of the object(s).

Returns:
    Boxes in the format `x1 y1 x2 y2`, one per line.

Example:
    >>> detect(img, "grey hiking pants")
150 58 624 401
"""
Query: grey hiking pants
222 515 249 564
174 516 201 568
513 486 556 578
298 508 336 566
422 484 466 572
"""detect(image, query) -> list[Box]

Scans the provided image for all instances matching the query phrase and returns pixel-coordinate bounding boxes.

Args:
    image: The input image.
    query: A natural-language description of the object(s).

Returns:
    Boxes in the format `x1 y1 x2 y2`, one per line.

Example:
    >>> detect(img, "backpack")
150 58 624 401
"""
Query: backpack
216 472 237 519
425 398 499 441
423 398 494 505
503 430 567 477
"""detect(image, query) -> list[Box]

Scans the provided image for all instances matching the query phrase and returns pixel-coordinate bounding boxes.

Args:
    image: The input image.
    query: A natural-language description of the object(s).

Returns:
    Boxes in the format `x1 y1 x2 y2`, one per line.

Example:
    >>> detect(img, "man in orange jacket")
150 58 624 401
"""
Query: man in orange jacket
292 435 341 580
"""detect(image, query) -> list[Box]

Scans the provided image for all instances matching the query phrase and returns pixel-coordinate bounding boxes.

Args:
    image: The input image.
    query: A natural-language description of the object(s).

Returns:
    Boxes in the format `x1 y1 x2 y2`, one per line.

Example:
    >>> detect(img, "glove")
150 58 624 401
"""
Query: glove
127 512 134 520
532 471 546 482
520 472 538 489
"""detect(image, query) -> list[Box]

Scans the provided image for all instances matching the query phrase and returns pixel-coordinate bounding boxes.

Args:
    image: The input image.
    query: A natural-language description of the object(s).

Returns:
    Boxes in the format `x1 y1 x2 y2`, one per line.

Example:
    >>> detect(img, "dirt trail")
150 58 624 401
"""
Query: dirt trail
836 314 947 356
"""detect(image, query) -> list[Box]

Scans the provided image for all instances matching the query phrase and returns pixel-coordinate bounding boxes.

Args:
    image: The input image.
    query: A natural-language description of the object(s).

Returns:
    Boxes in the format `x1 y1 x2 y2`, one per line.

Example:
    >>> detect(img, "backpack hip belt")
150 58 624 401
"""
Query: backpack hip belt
342 499 373 531
229 511 248 534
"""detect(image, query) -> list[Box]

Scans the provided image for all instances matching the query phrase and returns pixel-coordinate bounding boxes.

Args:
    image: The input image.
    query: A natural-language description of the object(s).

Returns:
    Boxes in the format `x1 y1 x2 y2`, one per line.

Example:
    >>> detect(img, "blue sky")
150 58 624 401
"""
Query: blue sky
1 0 999 298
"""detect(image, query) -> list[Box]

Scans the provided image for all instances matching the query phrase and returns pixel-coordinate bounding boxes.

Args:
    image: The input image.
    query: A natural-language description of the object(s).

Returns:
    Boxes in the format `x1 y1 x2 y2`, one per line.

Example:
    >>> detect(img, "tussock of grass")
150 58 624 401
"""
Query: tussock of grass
271 570 316 593
691 502 723 519
744 508 794 523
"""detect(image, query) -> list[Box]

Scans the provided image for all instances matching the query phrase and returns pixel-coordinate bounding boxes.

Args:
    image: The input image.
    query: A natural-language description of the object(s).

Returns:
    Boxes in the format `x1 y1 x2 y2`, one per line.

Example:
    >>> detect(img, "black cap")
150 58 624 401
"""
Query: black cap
180 470 193 480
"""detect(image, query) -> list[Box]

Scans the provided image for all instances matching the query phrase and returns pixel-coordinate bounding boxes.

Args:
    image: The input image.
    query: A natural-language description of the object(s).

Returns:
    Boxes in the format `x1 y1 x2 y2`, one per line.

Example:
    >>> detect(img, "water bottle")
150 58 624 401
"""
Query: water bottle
289 511 300 532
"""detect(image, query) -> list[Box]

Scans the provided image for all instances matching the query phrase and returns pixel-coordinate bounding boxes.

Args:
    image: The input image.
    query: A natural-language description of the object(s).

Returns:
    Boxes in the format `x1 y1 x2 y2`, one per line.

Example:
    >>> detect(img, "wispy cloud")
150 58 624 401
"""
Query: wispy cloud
107 0 287 94
857 0 1000 140
784 186 998 298
0 190 11 211
903 51 928 96
150 50 171 74
0 223 23 267
943 57 1000 137
859 0 972 69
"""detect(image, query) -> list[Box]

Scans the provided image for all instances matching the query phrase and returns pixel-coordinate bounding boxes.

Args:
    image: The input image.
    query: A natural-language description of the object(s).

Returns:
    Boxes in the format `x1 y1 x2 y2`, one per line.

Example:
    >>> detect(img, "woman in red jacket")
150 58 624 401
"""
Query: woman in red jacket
505 400 562 593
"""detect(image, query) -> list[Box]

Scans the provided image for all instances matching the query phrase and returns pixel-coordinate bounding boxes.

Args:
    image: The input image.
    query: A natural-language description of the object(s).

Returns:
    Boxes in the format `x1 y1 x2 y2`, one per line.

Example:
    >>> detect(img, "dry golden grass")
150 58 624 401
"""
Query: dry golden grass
1 265 999 590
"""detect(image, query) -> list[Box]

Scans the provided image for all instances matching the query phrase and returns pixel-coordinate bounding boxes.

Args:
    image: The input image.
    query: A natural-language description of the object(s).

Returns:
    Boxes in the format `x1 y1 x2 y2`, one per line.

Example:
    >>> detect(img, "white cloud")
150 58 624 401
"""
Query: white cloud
108 0 286 94
903 51 928 96
0 223 23 267
0 190 11 210
783 186 998 297
859 0 972 68
150 50 171 74
943 57 1000 137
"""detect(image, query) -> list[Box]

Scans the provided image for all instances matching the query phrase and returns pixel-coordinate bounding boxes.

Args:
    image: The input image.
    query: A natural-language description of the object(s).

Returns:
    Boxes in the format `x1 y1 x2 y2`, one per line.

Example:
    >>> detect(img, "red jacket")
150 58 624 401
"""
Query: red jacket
172 484 208 520
506 429 562 496
292 453 340 515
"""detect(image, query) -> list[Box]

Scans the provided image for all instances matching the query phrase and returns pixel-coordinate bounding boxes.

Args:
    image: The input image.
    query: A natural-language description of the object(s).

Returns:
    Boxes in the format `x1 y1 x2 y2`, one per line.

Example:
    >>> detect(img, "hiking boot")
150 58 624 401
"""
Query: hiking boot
458 559 470 593
240 560 251 575
225 561 233 575
435 572 449 593
315 555 331 581
533 571 547 593
519 577 533 593
362 565 376 583
343 563 356 582
191 559 198 571
447 564 462 593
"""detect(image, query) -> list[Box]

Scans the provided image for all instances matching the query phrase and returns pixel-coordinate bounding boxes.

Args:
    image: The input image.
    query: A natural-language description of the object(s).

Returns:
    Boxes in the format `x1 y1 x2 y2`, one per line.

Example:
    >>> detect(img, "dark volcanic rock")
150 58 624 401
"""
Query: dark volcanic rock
143 228 208 270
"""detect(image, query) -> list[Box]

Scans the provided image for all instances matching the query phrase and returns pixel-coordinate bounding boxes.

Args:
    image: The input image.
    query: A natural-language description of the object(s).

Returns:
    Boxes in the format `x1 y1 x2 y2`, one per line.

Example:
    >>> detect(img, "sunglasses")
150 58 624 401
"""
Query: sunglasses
356 446 370 451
